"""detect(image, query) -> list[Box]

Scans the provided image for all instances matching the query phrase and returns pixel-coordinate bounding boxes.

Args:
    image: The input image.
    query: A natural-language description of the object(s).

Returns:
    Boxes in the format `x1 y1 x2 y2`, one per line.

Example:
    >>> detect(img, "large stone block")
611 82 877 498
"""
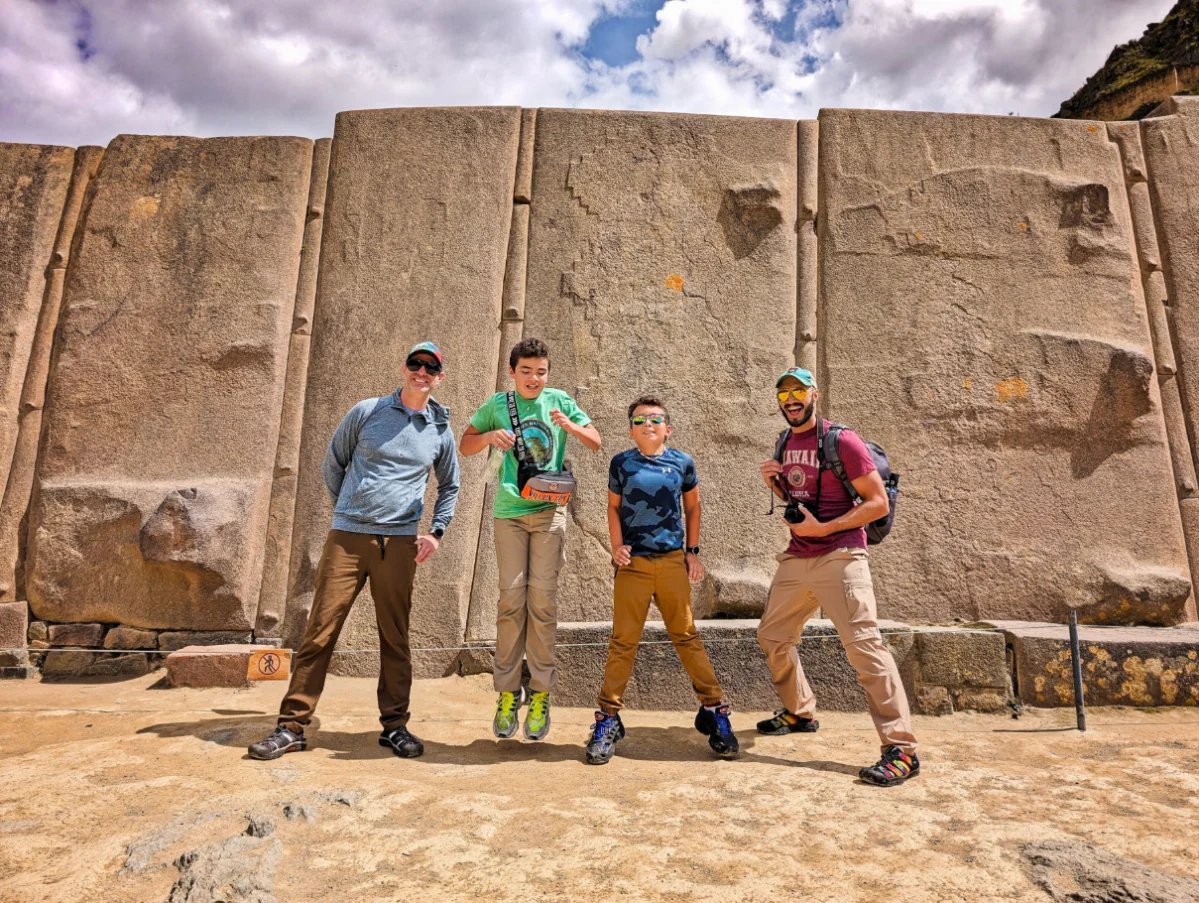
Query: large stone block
26 135 312 630
818 109 1190 625
0 600 28 651
0 144 75 499
285 108 520 675
989 620 1199 707
488 109 797 630
166 644 281 688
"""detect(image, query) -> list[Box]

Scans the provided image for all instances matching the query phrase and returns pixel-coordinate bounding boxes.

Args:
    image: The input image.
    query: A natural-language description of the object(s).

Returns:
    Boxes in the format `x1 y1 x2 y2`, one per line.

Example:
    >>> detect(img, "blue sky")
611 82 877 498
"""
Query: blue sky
0 0 1177 146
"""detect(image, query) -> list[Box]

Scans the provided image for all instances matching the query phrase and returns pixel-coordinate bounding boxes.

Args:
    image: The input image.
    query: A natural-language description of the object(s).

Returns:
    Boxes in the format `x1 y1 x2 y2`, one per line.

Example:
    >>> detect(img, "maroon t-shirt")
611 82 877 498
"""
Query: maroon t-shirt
780 423 876 557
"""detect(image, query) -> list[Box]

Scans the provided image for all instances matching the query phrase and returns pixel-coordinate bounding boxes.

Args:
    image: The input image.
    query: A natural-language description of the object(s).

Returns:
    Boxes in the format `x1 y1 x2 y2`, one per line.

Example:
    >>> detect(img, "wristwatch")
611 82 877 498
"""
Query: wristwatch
686 545 700 555
432 527 445 540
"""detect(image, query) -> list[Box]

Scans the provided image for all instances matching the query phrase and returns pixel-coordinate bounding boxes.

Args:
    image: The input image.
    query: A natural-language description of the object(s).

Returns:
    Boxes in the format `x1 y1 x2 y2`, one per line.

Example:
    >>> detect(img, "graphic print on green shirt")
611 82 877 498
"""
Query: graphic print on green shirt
469 387 591 519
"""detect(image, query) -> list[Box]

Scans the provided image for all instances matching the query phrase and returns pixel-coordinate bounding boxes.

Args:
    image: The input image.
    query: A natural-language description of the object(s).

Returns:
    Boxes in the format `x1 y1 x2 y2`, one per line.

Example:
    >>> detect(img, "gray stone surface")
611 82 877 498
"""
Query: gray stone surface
0 600 28 651
159 631 252 651
286 107 520 677
552 618 916 713
48 622 104 647
1022 840 1199 903
42 650 151 679
915 628 1007 688
104 626 158 650
986 620 1199 707
26 619 46 647
0 144 75 514
818 108 1190 626
26 135 312 631
487 108 798 632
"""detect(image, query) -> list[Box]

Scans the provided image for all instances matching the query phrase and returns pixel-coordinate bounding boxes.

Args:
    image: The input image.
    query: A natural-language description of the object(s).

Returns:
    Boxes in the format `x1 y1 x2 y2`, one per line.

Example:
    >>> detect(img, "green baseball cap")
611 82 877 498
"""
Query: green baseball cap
776 367 816 388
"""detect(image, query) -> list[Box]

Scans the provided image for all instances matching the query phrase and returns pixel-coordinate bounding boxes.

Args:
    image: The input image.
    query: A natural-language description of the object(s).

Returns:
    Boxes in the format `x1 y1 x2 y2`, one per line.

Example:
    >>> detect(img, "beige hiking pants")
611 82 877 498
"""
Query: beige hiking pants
492 507 567 693
757 547 917 754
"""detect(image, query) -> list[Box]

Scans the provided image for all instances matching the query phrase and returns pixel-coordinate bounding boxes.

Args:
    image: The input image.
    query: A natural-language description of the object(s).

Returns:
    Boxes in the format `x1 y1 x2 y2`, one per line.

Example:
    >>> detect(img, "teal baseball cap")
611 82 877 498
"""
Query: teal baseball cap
776 367 816 388
407 341 443 366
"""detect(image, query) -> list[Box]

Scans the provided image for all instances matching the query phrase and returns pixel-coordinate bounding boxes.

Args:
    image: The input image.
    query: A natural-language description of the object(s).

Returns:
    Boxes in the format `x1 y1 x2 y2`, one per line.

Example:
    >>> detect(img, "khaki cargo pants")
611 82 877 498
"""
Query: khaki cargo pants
278 530 417 732
492 507 567 693
598 550 724 714
757 547 917 754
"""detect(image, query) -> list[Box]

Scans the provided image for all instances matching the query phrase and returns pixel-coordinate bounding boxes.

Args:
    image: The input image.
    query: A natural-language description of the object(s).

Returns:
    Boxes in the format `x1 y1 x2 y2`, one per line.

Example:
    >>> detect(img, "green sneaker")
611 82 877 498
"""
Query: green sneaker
524 691 551 740
492 688 525 739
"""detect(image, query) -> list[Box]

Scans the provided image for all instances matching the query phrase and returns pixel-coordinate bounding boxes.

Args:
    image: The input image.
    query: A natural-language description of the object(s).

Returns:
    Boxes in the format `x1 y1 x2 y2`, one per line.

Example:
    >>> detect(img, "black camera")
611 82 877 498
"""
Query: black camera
784 501 807 524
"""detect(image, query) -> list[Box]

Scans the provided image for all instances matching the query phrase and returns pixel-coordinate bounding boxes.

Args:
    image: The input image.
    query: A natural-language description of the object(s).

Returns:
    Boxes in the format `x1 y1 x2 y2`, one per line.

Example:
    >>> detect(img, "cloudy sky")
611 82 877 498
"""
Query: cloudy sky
0 0 1177 146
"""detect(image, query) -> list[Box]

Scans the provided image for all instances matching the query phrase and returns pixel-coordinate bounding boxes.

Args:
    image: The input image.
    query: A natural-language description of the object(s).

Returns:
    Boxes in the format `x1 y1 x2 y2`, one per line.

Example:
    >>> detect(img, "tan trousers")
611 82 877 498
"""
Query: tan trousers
757 547 917 754
598 551 723 714
493 507 567 693
279 530 417 732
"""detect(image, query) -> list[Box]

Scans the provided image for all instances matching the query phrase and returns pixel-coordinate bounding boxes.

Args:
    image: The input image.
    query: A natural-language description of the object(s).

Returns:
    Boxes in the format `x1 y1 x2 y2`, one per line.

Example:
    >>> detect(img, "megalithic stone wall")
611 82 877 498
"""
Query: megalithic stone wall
817 109 1192 626
283 108 519 677
1139 97 1199 617
496 109 798 627
24 135 313 630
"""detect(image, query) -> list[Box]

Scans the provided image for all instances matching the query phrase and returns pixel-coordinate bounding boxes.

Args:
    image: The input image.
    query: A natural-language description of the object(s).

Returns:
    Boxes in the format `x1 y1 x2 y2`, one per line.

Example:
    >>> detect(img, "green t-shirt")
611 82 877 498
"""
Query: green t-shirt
469 388 591 519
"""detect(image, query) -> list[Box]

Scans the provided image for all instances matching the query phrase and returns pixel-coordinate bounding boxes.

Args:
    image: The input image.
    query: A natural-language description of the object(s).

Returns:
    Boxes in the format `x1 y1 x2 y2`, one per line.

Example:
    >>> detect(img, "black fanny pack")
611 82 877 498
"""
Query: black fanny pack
507 392 575 506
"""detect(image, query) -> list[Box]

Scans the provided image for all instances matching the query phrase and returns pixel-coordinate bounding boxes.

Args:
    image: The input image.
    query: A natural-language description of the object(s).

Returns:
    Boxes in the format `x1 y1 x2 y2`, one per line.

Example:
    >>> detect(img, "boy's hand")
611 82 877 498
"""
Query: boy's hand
550 409 574 432
685 552 704 583
760 459 783 489
612 545 632 567
487 429 516 450
415 534 441 563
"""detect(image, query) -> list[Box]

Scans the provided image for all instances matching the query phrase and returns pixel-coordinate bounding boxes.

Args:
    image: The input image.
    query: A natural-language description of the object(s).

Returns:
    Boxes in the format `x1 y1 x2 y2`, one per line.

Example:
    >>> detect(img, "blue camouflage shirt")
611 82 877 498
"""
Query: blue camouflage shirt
609 448 699 556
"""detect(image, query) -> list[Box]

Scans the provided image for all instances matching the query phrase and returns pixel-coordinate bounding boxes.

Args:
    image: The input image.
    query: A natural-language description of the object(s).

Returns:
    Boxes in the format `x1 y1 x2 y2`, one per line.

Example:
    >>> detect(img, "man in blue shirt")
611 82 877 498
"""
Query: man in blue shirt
585 396 738 764
249 342 460 762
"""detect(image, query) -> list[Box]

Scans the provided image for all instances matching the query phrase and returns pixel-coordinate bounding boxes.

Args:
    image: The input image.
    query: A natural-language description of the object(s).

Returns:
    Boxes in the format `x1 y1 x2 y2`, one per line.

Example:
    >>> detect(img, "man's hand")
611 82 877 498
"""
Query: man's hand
612 544 632 567
487 429 515 450
785 505 827 538
415 534 441 563
685 552 704 582
760 459 783 489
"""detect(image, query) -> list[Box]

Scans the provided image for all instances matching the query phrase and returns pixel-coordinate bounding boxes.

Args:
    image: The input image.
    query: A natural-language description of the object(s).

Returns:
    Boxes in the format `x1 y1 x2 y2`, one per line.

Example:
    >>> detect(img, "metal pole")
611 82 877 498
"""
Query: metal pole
1068 609 1086 732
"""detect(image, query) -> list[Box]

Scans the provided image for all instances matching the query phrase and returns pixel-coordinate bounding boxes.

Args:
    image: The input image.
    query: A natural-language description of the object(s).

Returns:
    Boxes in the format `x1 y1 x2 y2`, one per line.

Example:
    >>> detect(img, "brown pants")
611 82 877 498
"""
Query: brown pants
278 530 417 732
493 507 567 693
598 551 724 714
757 547 917 754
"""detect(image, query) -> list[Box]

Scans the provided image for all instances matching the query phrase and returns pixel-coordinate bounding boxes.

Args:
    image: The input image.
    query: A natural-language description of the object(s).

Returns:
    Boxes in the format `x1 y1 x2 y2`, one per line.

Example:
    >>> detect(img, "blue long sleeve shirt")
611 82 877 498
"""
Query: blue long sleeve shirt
322 391 460 536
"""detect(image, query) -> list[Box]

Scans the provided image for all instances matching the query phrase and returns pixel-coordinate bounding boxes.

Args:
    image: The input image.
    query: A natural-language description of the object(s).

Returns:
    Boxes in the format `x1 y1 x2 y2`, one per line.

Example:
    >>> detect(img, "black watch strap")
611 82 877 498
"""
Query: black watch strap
686 545 700 555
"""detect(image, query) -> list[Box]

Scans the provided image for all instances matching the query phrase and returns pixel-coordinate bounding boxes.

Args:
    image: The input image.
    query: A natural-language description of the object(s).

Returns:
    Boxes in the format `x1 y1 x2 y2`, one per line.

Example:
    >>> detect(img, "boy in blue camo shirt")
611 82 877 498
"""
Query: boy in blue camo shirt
584 395 739 764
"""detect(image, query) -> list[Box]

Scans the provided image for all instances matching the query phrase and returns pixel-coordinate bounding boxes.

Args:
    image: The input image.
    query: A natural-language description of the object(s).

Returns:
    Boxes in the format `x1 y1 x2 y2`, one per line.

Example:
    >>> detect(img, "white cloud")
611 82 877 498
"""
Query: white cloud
0 0 1178 147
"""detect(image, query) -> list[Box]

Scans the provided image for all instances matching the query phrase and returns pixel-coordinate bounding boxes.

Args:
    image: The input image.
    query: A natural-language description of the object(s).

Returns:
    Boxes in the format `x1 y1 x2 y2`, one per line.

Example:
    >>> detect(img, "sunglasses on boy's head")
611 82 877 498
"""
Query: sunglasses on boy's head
405 356 442 375
630 414 667 426
777 387 812 404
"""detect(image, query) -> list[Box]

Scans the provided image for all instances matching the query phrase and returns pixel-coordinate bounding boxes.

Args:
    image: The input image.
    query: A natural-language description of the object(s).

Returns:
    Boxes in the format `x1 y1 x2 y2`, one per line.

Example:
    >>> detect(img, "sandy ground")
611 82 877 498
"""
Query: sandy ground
1 672 1197 903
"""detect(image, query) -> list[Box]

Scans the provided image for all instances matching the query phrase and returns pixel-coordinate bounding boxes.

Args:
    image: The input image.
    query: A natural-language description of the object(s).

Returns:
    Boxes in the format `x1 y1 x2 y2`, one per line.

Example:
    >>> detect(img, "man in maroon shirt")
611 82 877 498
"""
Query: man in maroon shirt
757 367 920 786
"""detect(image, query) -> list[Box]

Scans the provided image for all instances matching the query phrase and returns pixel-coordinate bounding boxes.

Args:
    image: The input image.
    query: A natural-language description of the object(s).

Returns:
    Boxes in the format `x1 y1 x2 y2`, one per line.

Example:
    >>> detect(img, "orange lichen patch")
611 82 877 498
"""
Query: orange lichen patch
1087 125 1098 133
131 196 160 220
995 376 1029 402
1017 221 1029 230
665 274 684 292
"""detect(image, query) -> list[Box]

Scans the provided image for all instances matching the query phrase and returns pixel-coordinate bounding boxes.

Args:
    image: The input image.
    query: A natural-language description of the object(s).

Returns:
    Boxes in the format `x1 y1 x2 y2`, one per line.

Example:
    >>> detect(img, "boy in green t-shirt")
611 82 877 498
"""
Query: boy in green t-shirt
461 338 601 740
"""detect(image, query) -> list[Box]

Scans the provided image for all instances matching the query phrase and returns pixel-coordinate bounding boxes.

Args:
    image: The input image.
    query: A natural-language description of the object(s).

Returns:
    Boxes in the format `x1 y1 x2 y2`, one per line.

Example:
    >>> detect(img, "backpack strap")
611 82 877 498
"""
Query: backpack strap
821 422 862 502
505 392 529 466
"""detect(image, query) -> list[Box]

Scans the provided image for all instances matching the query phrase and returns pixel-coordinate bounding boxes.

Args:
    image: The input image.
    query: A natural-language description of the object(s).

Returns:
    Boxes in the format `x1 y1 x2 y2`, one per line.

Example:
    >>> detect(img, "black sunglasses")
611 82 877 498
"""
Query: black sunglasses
406 357 442 375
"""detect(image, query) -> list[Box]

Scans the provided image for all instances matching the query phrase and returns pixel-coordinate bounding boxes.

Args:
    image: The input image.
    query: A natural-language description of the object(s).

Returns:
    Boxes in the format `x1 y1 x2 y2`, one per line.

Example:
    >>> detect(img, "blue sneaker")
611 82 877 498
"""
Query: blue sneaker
695 704 740 758
585 711 625 765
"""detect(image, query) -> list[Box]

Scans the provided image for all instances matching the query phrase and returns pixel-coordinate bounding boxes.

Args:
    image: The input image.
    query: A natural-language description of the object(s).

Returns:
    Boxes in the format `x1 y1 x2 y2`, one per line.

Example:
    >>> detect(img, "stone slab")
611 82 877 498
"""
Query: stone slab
26 134 312 631
0 144 75 500
985 620 1199 707
494 108 797 628
286 107 520 677
158 630 252 652
42 650 151 679
551 618 916 713
915 628 1008 689
47 622 104 647
166 644 280 688
103 627 158 650
0 600 28 650
818 108 1190 626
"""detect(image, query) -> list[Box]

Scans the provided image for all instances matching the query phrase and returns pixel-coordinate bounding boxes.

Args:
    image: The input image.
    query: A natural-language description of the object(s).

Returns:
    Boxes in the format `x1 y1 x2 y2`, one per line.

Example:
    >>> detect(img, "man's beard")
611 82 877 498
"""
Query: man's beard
781 401 814 427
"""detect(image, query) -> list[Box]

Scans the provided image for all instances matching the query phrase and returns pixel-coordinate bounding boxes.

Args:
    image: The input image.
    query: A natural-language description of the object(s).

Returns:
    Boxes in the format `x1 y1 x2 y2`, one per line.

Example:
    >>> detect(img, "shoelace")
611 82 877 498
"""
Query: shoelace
591 719 614 742
497 693 517 717
714 710 733 735
528 694 548 722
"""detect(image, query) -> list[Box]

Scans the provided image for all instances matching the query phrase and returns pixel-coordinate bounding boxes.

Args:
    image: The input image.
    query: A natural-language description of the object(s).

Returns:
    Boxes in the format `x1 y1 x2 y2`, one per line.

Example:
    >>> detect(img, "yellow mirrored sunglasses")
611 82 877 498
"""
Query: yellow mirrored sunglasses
777 388 812 404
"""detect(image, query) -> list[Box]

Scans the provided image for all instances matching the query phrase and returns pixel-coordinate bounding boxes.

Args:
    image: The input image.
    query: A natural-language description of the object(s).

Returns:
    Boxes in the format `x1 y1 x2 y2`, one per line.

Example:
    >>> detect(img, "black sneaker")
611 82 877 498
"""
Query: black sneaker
379 725 424 758
585 711 625 765
695 705 740 758
756 709 819 735
859 745 920 786
248 725 307 761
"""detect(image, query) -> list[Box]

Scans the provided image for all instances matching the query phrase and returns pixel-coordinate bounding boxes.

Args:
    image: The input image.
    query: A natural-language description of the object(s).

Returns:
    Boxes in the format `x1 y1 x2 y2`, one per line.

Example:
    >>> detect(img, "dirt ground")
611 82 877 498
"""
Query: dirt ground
1 672 1198 903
